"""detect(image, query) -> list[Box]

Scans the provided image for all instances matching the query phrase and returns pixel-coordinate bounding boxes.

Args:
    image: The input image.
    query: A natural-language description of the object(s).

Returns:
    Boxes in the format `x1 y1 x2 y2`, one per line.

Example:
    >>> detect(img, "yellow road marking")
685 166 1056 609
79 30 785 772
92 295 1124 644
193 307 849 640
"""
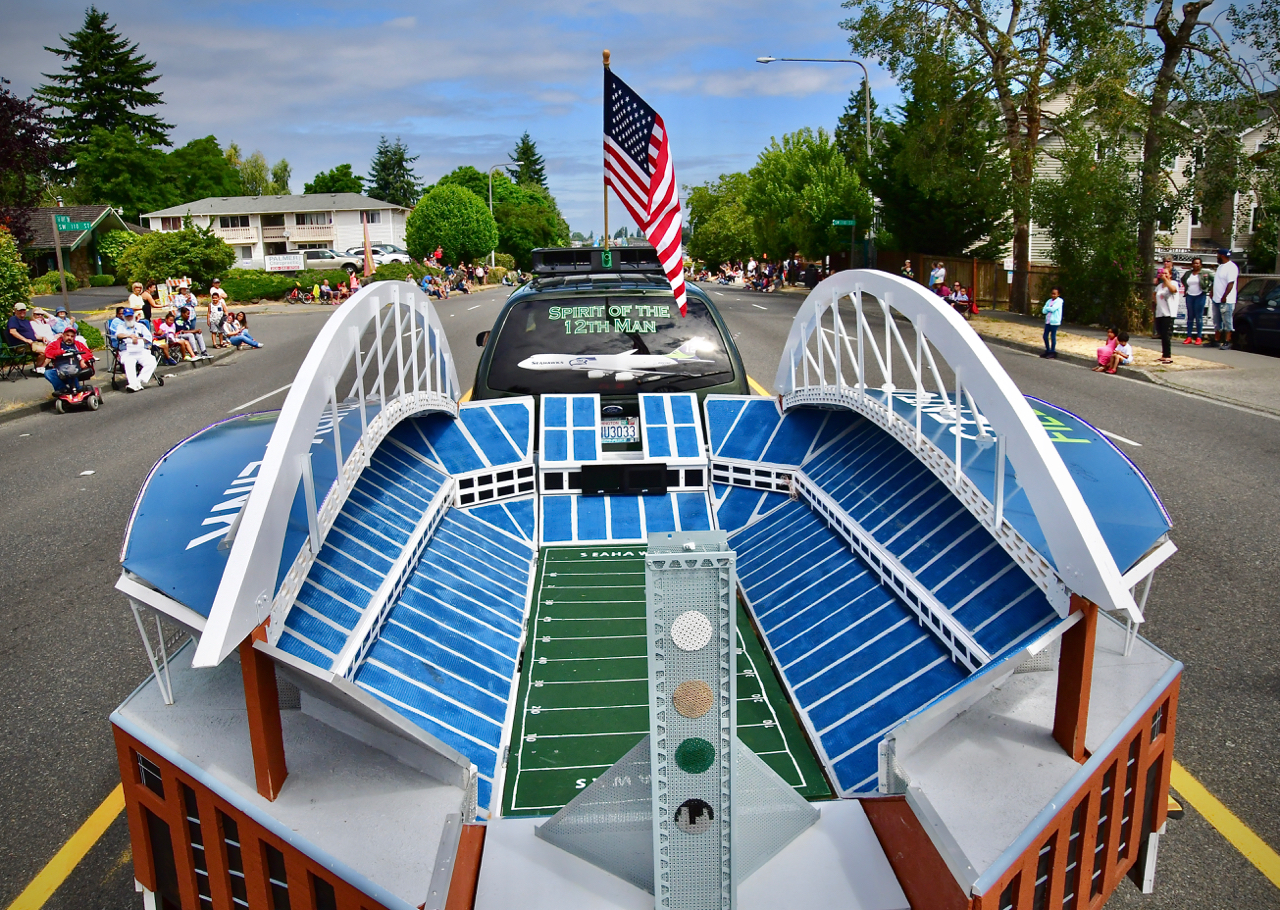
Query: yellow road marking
7 785 124 910
746 375 771 397
1171 760 1280 889
459 387 473 404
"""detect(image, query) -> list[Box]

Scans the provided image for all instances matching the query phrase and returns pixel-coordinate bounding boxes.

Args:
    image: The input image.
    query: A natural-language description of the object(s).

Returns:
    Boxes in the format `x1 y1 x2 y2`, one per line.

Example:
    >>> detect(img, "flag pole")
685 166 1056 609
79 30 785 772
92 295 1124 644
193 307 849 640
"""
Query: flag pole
603 48 611 251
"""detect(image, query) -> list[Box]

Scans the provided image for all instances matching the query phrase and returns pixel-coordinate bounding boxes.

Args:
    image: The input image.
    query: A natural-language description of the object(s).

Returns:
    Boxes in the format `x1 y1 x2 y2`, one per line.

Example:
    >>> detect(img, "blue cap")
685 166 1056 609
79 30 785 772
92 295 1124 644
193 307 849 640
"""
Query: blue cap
122 307 135 316
1218 248 1231 257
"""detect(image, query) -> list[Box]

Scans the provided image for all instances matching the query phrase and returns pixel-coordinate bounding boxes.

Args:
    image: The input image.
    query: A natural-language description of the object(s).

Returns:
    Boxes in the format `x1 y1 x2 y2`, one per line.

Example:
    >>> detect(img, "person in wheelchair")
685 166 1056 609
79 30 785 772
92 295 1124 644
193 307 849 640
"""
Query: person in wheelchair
44 325 94 395
114 307 159 391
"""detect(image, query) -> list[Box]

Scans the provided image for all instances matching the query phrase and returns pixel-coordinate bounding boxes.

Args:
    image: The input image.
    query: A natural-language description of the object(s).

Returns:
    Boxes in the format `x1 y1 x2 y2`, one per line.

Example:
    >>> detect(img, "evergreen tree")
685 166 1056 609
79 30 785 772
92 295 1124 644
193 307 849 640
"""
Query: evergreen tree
36 5 172 167
366 136 420 207
834 80 879 173
304 164 364 195
508 132 547 188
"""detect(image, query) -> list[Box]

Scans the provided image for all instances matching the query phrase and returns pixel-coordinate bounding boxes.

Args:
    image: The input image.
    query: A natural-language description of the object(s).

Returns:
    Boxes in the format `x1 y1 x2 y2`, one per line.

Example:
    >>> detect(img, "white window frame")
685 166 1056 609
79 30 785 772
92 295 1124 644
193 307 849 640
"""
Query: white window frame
363 210 382 224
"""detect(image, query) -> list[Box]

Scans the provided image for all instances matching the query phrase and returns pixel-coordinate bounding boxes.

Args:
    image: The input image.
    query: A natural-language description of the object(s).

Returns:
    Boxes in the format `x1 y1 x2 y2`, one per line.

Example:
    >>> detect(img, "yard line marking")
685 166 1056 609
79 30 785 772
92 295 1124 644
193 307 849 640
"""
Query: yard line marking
1171 760 1280 889
7 784 124 910
229 382 292 413
752 303 767 310
1099 428 1142 447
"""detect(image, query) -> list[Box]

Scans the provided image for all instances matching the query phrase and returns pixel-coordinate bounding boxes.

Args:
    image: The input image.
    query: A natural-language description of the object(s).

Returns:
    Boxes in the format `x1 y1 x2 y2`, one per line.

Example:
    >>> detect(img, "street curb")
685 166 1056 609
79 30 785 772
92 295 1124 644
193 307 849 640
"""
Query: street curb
1143 371 1280 418
976 332 1157 384
0 345 238 426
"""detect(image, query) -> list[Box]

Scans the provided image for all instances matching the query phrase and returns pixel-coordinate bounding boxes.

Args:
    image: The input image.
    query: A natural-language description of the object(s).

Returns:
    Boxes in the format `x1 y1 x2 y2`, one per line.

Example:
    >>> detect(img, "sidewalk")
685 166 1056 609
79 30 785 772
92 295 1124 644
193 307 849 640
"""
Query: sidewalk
973 310 1280 417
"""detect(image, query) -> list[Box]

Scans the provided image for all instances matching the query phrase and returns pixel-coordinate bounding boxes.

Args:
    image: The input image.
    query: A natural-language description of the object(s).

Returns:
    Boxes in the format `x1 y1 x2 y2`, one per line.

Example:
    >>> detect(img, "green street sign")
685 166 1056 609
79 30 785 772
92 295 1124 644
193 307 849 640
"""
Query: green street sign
832 219 857 227
54 216 92 231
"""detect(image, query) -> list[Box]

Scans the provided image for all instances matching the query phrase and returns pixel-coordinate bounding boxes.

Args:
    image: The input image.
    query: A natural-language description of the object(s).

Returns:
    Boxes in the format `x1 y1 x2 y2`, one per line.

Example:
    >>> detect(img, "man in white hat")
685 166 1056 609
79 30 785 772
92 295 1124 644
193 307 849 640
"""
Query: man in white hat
116 307 158 391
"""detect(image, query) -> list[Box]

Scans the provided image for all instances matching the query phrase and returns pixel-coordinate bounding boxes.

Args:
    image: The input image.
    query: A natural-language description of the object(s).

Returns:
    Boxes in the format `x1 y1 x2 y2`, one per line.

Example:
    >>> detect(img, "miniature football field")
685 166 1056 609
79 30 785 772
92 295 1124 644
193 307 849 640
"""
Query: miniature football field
500 545 833 817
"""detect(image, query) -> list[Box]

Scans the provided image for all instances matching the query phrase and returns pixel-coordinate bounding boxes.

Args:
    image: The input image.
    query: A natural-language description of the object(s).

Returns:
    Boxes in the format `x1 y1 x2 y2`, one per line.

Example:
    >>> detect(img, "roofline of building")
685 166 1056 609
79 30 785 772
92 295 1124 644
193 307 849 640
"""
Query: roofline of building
141 194 410 220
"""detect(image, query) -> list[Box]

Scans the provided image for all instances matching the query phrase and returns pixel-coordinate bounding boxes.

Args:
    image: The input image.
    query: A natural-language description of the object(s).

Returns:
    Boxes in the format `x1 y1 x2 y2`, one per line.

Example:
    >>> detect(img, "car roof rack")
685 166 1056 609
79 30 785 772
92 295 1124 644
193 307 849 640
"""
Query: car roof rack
530 246 663 276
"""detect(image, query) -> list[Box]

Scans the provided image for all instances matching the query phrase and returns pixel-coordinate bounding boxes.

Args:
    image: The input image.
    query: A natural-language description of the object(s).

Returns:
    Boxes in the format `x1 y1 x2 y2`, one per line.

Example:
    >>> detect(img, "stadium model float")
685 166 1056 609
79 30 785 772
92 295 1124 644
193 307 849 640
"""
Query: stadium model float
112 252 1181 910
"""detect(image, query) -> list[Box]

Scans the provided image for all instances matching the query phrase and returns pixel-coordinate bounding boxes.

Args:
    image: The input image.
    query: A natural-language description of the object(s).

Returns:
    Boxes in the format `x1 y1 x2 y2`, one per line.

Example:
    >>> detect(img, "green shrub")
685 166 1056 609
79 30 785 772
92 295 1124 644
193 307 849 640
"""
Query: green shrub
369 261 437 284
31 270 80 295
116 223 235 288
79 323 105 350
486 266 508 285
219 269 296 302
88 274 116 287
296 269 354 289
97 230 138 273
405 184 499 263
0 228 31 323
491 252 516 271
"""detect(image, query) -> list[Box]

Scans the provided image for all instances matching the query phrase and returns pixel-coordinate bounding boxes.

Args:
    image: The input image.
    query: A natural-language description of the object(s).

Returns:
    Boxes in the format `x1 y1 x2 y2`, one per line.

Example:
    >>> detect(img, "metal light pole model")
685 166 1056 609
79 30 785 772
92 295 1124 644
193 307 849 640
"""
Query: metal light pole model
756 56 872 161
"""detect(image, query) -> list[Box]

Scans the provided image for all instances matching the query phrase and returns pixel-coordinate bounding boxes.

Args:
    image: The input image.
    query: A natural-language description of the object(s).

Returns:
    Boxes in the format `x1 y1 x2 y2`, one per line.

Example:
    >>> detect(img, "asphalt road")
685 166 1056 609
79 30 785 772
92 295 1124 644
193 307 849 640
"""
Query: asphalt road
0 281 1275 909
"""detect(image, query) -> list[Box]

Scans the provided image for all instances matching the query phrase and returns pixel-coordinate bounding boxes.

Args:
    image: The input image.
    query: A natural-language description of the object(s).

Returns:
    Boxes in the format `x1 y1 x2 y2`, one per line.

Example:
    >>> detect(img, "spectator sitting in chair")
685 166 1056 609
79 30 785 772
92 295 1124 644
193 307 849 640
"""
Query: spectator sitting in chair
223 312 263 349
50 305 75 336
174 284 199 318
115 307 158 391
6 302 48 373
30 308 58 346
107 306 126 342
175 306 210 358
157 312 198 362
319 279 333 301
44 325 93 396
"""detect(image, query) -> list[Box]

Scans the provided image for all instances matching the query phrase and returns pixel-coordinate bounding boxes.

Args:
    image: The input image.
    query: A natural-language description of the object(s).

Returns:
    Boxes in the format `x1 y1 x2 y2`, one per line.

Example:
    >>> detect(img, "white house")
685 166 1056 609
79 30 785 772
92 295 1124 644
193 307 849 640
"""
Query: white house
140 193 410 269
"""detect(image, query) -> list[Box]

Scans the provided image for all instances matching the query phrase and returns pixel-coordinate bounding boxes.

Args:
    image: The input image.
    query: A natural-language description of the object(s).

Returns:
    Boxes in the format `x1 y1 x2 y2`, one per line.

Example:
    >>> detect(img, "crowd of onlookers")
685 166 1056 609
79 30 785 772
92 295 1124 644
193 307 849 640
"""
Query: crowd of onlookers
697 257 829 291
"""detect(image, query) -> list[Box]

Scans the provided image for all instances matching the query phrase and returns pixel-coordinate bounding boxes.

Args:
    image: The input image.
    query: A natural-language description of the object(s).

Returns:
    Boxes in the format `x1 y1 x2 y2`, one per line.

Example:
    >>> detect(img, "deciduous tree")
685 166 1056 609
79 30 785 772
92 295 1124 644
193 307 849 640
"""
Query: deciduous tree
404 185 498 264
0 79 60 244
303 164 363 195
685 173 756 266
115 221 235 288
0 228 32 323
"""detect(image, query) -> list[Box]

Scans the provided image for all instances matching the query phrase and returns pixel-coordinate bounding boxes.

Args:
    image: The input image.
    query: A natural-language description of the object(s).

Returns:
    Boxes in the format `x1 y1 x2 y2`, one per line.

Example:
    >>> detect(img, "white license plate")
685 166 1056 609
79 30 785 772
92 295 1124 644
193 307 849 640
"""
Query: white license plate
599 417 639 444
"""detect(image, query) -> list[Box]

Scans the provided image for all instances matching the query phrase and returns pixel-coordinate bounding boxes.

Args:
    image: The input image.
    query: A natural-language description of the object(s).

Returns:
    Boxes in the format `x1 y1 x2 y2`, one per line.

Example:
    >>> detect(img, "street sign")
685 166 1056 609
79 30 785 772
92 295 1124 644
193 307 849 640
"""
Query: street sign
54 216 92 231
832 219 856 226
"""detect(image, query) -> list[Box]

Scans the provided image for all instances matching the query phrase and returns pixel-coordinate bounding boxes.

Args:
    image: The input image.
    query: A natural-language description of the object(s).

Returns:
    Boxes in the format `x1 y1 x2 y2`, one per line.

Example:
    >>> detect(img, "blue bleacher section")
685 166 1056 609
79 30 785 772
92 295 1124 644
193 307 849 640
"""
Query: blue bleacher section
640 393 704 462
731 501 967 793
541 492 713 544
711 484 789 534
390 399 534 475
352 507 535 814
542 394 601 464
706 397 830 465
799 411 1057 657
277 443 447 670
465 494 537 544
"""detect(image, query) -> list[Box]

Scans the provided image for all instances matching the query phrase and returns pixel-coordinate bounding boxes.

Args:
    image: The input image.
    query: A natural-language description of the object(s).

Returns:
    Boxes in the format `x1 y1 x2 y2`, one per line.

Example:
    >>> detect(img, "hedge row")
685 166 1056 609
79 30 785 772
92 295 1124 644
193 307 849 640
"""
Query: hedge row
88 274 116 287
219 269 354 301
31 270 79 295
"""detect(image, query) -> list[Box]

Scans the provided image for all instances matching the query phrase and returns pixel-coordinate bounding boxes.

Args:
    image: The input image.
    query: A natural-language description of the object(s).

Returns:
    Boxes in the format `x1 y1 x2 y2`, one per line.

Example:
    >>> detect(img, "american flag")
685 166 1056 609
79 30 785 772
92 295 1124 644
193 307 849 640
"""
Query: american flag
604 68 688 315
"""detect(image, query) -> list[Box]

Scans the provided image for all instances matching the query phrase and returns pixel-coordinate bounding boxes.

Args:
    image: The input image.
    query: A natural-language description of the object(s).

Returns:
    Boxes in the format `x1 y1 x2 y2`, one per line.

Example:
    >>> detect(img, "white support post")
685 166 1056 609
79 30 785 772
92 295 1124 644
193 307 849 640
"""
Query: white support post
881 297 893 389
816 303 825 386
394 300 406 399
855 289 865 393
131 601 175 706
327 376 343 479
374 304 388 411
411 313 421 396
832 294 842 390
350 326 369 448
954 372 963 481
994 434 1007 529
299 452 320 551
915 318 924 445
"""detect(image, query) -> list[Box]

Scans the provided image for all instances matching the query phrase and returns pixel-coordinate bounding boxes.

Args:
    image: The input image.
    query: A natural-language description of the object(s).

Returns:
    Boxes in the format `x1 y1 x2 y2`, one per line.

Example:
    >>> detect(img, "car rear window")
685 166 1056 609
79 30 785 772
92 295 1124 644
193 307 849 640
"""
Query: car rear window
486 294 734 395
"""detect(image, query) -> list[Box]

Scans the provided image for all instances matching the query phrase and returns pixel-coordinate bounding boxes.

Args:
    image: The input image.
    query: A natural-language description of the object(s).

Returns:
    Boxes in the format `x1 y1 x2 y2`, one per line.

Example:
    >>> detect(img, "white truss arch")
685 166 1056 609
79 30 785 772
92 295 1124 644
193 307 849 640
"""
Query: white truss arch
193 282 461 667
774 270 1139 622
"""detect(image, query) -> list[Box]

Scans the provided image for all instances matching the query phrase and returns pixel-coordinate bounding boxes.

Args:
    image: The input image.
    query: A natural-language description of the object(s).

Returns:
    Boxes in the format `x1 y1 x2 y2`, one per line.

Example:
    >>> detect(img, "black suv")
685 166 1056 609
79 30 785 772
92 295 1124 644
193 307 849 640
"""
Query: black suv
1233 275 1280 351
472 248 748 409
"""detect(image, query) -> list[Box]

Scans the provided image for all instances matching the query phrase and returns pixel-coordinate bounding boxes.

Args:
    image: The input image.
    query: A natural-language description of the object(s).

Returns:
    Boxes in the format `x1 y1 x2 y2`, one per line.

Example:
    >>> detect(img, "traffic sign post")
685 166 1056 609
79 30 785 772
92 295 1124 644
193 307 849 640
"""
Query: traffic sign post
833 219 857 268
50 215 72 309
54 215 93 232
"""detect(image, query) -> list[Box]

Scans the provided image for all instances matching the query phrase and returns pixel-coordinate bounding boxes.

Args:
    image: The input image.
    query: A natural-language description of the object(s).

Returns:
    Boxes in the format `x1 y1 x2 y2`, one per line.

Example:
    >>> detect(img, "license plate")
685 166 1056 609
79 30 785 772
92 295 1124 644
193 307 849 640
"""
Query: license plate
600 417 639 444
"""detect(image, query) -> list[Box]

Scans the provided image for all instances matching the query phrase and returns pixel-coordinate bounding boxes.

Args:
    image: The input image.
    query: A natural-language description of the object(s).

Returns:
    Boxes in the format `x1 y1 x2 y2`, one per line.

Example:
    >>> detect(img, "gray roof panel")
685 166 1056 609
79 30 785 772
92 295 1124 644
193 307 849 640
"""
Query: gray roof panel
142 193 407 218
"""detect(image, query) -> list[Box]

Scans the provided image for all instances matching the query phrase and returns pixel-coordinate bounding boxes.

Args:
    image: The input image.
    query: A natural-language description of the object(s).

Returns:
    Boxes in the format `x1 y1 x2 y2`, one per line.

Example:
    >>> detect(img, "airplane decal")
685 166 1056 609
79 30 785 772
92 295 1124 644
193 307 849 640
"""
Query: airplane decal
517 338 715 381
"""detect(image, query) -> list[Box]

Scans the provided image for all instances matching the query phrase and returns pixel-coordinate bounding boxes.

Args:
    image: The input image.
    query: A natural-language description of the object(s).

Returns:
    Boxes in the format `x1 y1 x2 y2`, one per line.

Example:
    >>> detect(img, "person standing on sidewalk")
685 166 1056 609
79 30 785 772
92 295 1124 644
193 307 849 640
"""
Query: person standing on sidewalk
1207 249 1238 349
1181 257 1207 345
1040 287 1064 358
1154 265 1178 363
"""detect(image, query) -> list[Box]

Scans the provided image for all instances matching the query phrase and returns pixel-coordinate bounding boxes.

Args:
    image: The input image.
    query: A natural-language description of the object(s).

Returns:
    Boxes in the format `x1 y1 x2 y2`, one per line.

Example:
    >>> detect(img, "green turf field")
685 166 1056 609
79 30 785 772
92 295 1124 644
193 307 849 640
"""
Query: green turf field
500 546 832 817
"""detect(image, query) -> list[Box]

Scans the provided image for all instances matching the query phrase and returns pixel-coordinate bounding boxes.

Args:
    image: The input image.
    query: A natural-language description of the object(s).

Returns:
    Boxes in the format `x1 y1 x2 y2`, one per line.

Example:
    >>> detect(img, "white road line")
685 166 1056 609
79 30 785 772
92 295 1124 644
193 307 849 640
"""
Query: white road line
715 291 725 297
468 305 480 310
752 304 767 310
1099 429 1142 447
229 382 292 413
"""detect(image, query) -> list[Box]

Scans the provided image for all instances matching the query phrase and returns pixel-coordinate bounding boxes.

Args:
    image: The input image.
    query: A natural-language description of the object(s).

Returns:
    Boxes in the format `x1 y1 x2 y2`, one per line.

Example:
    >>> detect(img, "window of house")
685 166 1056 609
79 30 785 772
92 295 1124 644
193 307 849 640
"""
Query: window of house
363 210 382 224
145 808 183 910
220 813 250 909
1250 205 1259 233
182 784 215 910
311 875 338 910
295 243 328 250
1096 141 1107 160
238 246 253 260
295 212 332 226
261 214 285 227
219 215 250 229
137 751 165 797
1194 146 1204 168
1191 207 1201 227
160 217 182 232
264 843 290 910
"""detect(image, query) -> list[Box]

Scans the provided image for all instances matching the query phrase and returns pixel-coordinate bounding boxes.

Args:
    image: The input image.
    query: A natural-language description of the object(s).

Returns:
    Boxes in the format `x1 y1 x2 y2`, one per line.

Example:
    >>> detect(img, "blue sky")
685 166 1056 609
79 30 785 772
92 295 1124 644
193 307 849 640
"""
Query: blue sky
5 1 900 234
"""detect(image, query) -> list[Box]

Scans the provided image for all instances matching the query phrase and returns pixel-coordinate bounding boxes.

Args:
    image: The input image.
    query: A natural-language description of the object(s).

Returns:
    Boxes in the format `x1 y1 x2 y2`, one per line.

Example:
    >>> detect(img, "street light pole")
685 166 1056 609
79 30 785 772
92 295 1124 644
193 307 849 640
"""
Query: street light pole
487 161 526 268
756 56 871 161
